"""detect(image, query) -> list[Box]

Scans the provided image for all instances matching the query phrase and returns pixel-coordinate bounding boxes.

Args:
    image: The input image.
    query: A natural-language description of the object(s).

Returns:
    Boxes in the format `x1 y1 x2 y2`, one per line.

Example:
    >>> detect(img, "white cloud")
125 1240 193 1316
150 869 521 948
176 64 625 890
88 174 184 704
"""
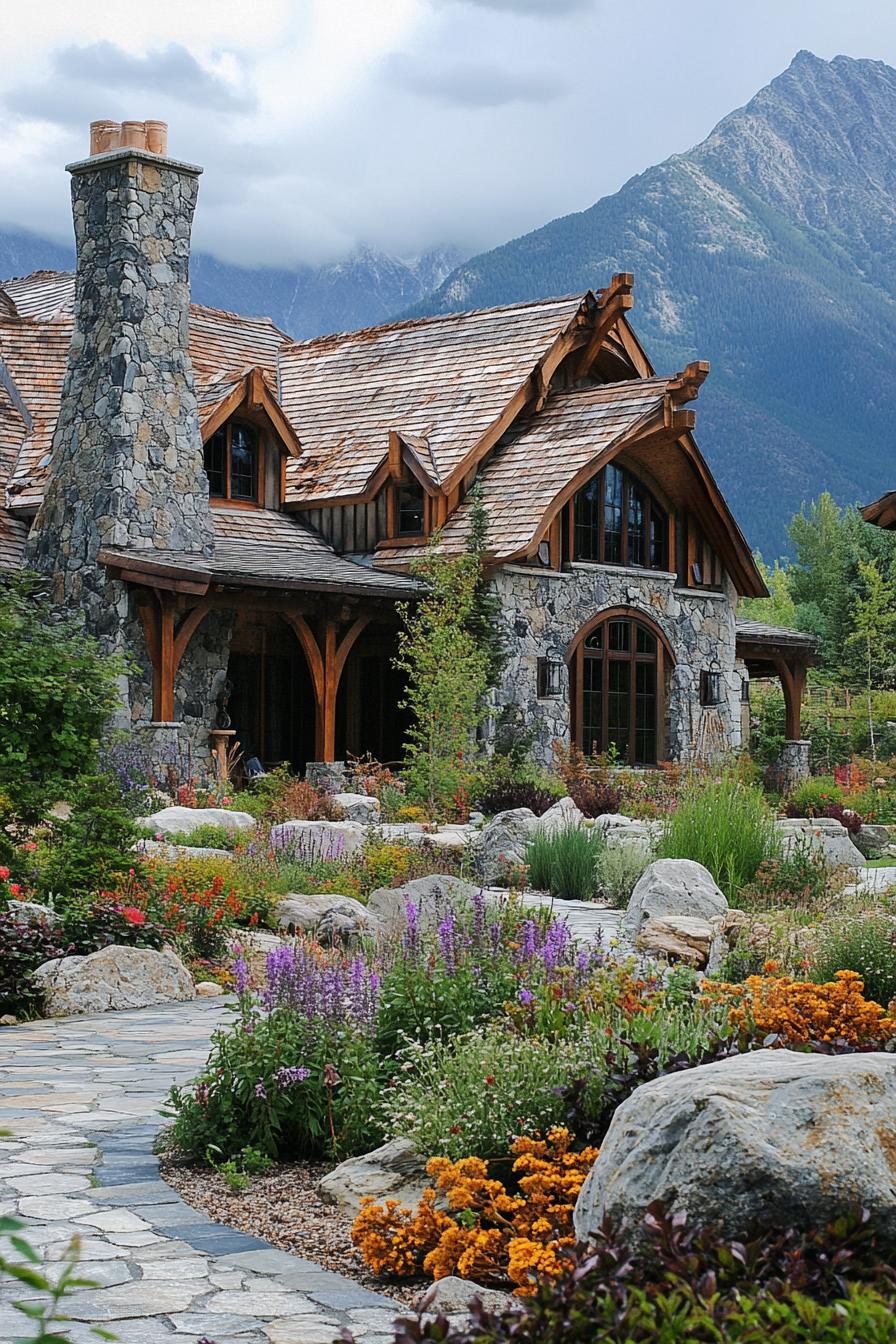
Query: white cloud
2 0 896 268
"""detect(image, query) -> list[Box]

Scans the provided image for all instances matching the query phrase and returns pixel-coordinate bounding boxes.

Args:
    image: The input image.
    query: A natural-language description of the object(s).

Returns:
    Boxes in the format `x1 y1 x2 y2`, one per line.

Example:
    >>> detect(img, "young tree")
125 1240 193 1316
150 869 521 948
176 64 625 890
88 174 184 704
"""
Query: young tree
394 539 490 820
847 558 896 759
740 554 799 629
0 575 125 824
464 480 506 691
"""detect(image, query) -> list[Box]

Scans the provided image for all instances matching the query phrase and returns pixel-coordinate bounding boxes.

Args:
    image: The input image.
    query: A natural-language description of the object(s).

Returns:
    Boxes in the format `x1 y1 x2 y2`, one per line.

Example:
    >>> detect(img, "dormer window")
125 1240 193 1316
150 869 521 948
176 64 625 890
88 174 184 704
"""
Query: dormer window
397 479 425 535
205 420 260 503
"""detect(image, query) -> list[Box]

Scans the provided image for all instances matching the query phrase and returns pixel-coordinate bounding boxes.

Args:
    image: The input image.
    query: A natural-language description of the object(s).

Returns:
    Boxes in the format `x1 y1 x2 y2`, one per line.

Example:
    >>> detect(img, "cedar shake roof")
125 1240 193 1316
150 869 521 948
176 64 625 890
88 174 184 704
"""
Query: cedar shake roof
0 267 764 597
279 294 589 502
735 619 818 651
100 504 420 598
0 382 29 570
377 379 671 564
0 273 289 510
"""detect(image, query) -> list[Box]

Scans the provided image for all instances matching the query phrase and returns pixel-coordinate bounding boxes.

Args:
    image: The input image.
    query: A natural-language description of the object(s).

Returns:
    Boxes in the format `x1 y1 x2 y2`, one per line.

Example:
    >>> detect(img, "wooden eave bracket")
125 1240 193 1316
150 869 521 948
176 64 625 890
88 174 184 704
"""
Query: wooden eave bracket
574 273 635 380
668 360 710 405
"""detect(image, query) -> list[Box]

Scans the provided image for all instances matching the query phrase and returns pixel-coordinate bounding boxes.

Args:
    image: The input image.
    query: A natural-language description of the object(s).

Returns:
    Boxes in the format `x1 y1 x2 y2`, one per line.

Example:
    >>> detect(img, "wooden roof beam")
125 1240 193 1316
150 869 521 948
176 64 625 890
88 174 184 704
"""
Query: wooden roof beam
668 360 710 405
573 273 634 381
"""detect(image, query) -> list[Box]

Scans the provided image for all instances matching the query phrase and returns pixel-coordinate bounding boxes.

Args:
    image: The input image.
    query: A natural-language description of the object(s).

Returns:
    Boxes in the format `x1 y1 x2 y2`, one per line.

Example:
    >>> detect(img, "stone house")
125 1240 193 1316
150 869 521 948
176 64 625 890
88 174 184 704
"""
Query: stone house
0 121 814 780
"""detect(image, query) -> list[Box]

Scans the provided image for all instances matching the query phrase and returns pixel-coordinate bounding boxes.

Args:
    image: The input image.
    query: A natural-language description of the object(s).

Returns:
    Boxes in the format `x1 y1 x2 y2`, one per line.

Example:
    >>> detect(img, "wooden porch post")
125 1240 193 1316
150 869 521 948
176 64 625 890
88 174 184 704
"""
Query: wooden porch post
322 618 338 761
775 656 807 740
134 588 176 721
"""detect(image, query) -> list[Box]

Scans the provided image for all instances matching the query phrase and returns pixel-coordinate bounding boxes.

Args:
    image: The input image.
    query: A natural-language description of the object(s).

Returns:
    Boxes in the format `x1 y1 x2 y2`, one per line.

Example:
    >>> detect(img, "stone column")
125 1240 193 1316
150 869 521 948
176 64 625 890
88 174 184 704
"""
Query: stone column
774 740 811 792
25 137 215 761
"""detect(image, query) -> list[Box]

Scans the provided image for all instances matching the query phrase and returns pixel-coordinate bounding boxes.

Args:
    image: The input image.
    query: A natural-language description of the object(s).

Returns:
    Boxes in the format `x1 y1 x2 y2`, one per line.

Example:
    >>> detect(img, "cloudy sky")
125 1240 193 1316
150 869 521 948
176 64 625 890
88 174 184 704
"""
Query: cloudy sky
3 0 896 268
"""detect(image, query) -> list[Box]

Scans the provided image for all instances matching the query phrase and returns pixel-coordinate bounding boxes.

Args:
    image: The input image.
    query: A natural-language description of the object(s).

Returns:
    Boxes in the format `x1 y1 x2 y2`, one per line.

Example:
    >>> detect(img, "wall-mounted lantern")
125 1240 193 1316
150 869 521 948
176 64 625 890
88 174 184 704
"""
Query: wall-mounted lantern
740 676 750 704
700 659 724 707
537 657 563 699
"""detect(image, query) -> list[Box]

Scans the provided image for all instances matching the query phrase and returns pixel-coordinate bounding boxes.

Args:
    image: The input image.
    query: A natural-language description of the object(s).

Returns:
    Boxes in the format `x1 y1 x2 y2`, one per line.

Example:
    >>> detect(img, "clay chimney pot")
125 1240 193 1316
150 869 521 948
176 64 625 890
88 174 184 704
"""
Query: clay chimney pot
120 120 147 150
144 120 168 155
90 120 121 155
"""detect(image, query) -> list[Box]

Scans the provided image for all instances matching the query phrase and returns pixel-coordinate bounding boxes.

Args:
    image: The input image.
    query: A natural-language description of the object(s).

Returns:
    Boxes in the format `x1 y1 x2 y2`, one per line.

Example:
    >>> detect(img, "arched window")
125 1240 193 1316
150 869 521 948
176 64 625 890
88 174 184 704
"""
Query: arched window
569 612 671 766
204 421 259 503
572 463 667 569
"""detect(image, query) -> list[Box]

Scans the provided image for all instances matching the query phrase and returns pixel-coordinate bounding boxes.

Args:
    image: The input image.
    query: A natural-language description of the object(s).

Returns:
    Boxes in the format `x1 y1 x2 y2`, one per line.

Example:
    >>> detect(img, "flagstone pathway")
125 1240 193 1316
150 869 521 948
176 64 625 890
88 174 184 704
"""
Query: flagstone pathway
0 1000 400 1344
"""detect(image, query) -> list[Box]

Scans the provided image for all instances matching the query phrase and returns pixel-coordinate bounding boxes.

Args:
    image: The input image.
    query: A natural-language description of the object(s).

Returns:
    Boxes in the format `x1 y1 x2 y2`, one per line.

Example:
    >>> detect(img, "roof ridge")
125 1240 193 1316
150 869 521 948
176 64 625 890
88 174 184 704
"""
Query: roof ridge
281 292 593 353
0 268 74 285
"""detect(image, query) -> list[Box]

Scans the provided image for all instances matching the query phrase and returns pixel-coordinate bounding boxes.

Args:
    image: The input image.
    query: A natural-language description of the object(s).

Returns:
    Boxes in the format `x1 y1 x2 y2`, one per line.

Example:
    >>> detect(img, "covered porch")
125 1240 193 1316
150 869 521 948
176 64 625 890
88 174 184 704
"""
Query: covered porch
99 509 419 779
735 619 818 784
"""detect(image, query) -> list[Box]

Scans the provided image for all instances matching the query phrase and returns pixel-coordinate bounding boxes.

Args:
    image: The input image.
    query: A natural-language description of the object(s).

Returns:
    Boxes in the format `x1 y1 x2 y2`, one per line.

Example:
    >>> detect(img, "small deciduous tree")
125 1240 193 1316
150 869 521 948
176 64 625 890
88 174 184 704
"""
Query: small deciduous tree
0 575 125 824
847 558 896 760
395 538 490 820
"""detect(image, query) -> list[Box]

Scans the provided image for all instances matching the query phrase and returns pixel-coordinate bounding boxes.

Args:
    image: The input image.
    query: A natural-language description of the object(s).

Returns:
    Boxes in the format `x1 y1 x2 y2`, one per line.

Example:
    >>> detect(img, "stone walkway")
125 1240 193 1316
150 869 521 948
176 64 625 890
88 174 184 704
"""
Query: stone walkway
0 1000 400 1344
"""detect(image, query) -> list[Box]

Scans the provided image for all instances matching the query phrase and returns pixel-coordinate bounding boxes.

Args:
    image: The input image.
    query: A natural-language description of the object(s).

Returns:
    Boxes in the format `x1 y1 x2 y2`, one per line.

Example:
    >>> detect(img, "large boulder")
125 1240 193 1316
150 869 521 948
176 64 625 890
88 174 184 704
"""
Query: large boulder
7 899 59 927
367 875 487 940
472 808 537 884
594 814 656 854
31 945 195 1016
635 915 722 969
534 796 585 836
778 817 864 870
138 806 255 836
332 792 381 824
624 859 727 940
269 819 366 861
274 893 378 945
318 1138 430 1216
574 1050 896 1245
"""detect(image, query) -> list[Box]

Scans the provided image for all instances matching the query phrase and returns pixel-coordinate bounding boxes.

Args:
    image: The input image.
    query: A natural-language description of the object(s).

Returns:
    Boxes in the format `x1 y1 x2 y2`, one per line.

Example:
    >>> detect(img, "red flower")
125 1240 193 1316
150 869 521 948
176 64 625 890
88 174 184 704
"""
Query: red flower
8 883 21 896
0 867 9 881
120 906 146 926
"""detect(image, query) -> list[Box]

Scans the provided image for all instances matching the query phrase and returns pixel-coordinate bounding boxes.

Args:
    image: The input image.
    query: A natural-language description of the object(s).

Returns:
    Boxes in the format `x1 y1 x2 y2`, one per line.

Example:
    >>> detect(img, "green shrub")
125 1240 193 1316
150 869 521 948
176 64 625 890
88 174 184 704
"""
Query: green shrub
736 841 831 911
0 576 125 825
371 1204 896 1343
594 843 652 908
811 913 896 1007
0 912 74 1017
526 824 605 901
37 772 136 900
786 775 845 816
658 773 781 900
157 823 240 851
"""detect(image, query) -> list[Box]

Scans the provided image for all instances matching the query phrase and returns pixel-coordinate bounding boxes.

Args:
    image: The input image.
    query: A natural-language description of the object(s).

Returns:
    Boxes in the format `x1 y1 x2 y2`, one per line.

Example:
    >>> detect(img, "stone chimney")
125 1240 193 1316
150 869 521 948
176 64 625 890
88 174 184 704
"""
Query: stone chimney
26 120 214 637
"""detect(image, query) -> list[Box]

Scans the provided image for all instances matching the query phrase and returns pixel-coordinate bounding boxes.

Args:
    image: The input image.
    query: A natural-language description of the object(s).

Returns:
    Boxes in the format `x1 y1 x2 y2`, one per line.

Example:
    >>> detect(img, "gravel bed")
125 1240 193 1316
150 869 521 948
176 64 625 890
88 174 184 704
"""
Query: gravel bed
161 1156 424 1309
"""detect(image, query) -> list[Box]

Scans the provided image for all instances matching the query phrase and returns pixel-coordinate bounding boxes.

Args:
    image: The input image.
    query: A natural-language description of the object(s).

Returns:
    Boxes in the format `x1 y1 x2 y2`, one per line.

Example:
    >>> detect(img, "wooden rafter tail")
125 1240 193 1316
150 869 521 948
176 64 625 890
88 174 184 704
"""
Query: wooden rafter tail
573 273 635 381
668 360 710 405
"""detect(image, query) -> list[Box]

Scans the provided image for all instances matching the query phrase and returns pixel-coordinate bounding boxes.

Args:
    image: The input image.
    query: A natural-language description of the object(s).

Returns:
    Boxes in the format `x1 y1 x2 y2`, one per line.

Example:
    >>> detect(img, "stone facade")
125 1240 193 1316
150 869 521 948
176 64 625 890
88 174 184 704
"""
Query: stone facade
489 561 742 767
24 146 216 747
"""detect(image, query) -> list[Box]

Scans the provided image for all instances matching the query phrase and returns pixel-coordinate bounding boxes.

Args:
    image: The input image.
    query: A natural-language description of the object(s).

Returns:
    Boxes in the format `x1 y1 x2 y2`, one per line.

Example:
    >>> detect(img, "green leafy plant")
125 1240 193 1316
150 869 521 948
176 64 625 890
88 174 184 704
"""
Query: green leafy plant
525 824 604 901
0 576 126 827
37 772 136 900
594 843 652 909
736 841 831 911
155 823 241 851
0 1214 115 1342
658 773 781 900
811 913 896 1008
395 536 490 820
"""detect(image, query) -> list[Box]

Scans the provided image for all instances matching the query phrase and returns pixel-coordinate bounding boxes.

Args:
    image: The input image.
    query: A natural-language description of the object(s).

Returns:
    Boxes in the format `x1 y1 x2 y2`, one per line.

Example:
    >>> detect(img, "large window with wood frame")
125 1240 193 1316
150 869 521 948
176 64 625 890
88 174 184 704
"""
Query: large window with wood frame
572 613 667 766
204 421 260 504
571 464 667 570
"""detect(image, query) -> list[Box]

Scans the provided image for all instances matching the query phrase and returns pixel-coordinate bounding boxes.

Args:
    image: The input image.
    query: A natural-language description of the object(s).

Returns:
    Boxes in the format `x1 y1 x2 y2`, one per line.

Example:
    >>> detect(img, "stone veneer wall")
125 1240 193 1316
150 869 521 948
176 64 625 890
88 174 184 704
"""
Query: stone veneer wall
489 562 742 767
24 146 214 739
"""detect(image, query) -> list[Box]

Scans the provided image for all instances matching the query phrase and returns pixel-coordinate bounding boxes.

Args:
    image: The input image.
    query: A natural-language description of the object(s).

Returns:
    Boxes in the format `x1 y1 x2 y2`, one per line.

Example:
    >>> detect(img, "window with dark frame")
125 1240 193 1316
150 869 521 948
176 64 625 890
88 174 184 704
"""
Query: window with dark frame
396 479 425 535
578 615 661 766
204 420 260 504
572 464 668 571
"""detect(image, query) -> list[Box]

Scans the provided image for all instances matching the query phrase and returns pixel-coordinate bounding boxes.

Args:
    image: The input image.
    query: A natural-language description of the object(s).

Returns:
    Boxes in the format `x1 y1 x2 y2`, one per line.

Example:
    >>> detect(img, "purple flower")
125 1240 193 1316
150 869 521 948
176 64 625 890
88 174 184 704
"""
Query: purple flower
437 910 457 976
233 954 250 995
518 988 534 1006
402 900 420 955
254 1080 267 1100
274 1065 311 1089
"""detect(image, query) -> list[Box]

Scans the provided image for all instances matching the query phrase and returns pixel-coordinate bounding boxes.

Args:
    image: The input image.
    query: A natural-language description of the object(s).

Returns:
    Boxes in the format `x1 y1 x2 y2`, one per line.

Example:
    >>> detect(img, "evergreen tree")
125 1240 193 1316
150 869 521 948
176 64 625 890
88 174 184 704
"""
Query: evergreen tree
464 480 507 690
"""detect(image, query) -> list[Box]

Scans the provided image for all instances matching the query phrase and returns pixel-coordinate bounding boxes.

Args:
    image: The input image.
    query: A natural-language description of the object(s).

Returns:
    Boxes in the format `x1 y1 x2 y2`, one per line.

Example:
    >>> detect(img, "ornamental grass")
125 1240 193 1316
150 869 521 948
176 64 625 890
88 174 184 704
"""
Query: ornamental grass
352 1126 598 1295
